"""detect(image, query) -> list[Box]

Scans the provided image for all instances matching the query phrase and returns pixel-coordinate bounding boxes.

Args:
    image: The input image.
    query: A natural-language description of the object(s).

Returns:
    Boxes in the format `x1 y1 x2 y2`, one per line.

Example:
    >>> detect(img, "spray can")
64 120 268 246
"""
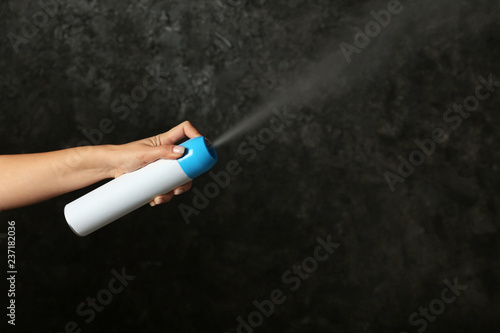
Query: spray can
64 136 217 236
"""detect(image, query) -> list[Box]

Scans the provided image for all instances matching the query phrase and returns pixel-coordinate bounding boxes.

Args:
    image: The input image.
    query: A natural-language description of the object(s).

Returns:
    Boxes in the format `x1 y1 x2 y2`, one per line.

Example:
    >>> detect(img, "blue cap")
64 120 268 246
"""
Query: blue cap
178 136 218 179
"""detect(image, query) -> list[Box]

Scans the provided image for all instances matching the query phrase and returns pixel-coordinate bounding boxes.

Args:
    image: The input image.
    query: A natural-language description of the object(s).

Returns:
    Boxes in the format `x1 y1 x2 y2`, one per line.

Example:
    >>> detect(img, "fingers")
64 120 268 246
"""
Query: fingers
138 144 184 167
154 144 186 160
156 121 202 146
149 190 174 206
173 181 193 195
149 181 193 207
145 121 202 162
146 121 201 161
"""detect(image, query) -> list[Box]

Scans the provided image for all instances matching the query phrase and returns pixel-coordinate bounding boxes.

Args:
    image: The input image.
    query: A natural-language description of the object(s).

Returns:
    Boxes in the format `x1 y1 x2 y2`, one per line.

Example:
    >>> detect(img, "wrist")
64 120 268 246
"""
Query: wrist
98 145 120 179
74 144 117 180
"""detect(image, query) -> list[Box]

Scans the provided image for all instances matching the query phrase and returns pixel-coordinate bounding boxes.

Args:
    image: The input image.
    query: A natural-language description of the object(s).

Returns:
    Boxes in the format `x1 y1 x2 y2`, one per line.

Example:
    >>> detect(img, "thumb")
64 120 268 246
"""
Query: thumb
148 144 186 162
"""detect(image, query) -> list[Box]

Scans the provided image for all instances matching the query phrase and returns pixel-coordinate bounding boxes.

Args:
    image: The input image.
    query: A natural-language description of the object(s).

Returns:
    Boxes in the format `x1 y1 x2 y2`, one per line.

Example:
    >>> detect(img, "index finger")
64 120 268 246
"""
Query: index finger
157 121 202 145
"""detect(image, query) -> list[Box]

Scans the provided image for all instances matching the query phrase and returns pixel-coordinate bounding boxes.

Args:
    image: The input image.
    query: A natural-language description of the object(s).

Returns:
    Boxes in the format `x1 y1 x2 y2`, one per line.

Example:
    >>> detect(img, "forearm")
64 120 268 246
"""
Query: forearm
0 145 114 210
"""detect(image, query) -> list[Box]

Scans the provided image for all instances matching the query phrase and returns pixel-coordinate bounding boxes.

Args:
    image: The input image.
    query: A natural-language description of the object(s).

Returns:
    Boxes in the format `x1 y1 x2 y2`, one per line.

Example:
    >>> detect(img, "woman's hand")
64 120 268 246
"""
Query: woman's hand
107 121 202 207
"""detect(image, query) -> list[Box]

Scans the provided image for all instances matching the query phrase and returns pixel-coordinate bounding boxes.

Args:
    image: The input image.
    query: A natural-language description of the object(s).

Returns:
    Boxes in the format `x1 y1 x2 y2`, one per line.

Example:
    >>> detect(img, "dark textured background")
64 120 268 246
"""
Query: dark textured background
1 0 499 332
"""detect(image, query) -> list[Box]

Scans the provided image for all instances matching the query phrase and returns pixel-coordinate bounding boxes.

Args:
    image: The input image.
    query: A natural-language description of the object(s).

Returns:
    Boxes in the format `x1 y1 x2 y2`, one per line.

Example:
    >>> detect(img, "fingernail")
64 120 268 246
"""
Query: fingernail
155 198 164 205
174 188 185 195
173 146 185 154
150 201 156 207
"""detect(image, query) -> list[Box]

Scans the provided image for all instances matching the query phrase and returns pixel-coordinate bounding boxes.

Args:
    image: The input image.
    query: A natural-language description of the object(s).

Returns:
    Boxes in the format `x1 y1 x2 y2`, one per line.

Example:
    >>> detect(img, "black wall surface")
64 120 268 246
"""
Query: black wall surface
1 0 499 332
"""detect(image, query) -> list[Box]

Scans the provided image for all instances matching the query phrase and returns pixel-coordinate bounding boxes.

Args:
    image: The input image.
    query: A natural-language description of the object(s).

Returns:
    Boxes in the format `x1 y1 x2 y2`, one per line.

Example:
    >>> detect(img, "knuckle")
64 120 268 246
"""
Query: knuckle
152 134 162 146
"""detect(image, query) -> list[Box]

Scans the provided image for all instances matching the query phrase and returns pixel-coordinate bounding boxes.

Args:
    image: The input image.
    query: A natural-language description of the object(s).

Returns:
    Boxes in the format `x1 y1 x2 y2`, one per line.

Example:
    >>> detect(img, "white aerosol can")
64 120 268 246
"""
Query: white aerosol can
64 136 218 236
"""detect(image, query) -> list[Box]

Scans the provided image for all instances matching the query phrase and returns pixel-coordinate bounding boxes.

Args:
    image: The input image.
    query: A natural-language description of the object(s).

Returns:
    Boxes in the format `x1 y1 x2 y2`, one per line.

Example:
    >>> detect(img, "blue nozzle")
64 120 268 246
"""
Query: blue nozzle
178 136 218 179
